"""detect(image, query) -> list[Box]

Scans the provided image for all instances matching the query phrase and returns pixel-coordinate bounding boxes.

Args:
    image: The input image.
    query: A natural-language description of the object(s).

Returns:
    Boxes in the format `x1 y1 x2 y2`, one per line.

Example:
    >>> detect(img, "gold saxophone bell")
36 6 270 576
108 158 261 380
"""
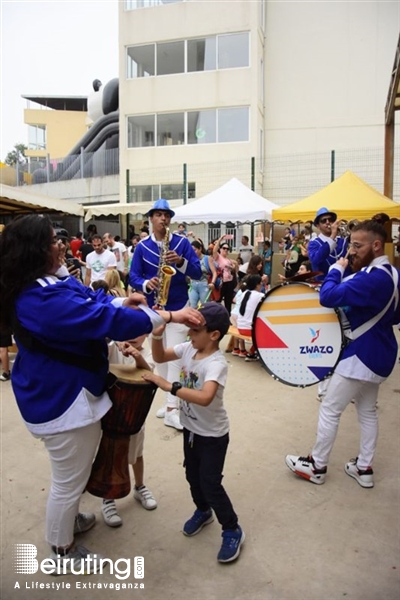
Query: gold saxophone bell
155 226 176 308
156 265 176 308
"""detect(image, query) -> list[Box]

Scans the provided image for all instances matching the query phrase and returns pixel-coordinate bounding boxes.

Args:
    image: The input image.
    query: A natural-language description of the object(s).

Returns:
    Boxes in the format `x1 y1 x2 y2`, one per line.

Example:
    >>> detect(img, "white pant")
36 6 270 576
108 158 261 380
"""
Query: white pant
155 320 188 409
42 422 101 547
312 372 379 471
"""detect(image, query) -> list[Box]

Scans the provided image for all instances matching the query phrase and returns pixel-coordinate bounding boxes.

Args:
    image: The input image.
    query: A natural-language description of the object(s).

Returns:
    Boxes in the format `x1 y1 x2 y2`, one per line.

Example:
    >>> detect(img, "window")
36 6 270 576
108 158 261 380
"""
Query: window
157 112 185 146
218 107 249 143
157 41 185 75
127 107 249 147
129 184 159 202
218 33 249 70
127 45 155 78
126 32 249 78
129 182 195 202
187 110 216 144
127 115 155 148
28 124 46 150
187 37 216 72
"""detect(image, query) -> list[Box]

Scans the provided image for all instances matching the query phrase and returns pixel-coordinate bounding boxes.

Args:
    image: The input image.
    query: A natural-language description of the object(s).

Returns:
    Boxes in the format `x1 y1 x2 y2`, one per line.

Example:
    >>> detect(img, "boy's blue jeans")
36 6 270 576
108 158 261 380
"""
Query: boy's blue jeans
183 428 238 531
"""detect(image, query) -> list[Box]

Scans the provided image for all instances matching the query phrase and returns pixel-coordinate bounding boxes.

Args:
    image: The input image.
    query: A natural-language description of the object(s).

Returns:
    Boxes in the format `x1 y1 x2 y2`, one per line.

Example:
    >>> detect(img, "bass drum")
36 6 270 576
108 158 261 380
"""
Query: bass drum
253 282 345 387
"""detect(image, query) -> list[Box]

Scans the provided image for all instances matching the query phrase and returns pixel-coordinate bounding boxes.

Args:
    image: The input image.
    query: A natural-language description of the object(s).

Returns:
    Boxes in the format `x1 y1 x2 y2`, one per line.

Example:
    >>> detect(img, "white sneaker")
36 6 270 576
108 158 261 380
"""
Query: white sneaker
73 512 96 535
156 406 166 419
133 485 157 510
164 408 183 431
344 458 374 488
101 499 122 527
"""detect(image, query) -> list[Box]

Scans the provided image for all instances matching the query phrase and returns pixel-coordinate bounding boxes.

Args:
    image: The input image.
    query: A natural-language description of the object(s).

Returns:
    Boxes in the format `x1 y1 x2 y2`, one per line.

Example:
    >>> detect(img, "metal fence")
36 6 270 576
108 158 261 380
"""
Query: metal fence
18 144 400 205
18 148 119 184
125 146 400 206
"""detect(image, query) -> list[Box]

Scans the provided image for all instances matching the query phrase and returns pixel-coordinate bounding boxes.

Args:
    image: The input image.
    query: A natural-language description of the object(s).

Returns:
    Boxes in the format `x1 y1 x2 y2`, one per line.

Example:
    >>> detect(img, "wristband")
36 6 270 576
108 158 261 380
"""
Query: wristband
166 311 172 324
152 334 164 340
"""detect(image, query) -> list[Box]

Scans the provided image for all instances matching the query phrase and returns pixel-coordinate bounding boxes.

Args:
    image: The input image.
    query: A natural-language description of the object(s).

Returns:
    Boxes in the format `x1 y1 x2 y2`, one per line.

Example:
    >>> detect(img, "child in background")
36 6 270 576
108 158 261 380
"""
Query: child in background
102 334 157 527
230 281 247 358
142 302 245 564
237 274 264 362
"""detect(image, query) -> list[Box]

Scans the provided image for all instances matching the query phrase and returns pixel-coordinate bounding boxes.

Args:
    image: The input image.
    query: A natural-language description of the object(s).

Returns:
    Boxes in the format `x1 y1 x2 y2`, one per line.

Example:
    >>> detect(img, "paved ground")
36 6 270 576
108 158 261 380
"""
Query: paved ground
1 332 399 600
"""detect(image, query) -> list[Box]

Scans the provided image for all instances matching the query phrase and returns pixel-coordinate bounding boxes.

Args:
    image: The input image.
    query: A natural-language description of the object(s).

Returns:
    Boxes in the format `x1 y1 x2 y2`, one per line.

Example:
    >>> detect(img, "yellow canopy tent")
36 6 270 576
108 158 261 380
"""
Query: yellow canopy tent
272 171 400 222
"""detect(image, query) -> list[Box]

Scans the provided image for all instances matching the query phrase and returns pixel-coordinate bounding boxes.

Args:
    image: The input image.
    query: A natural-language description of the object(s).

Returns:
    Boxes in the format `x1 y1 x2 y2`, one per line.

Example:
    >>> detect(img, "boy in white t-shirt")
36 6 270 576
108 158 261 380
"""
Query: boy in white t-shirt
142 302 244 564
101 335 157 527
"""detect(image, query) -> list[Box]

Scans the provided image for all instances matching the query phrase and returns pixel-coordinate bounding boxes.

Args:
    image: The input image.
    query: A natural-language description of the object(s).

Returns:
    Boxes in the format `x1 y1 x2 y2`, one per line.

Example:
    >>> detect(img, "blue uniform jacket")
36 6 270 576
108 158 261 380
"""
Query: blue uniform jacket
12 276 153 425
308 235 349 280
319 260 397 380
129 233 202 309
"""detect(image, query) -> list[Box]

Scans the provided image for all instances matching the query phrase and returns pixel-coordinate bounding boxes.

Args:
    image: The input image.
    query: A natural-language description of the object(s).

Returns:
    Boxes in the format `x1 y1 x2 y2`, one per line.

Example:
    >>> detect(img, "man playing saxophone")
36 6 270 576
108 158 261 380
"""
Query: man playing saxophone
129 199 202 430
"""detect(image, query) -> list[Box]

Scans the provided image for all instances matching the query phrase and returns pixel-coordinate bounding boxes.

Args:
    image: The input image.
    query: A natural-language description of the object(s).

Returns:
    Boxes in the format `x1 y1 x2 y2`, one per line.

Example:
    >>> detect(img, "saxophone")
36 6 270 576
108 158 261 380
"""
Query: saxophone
155 226 176 308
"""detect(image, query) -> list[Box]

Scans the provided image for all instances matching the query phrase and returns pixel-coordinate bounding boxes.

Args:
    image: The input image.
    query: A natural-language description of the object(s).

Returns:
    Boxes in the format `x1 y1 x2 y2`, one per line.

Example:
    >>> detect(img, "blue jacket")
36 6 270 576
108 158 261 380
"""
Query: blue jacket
319 257 398 382
129 233 202 309
308 234 349 280
12 276 154 425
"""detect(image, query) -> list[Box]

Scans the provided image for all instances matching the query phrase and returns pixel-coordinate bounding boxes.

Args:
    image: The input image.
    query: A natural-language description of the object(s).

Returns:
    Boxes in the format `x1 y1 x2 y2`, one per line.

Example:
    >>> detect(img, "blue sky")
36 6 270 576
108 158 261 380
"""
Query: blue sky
0 0 118 160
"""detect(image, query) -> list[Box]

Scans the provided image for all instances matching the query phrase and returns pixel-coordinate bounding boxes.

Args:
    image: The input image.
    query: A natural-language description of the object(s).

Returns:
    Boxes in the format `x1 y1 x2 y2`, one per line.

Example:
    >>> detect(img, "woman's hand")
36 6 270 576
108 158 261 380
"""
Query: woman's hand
123 292 148 309
172 307 205 328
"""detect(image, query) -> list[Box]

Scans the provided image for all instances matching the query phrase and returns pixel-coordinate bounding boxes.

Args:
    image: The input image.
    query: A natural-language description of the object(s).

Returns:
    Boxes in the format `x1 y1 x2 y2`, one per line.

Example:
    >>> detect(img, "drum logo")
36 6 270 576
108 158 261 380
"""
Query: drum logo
309 327 320 343
299 327 334 357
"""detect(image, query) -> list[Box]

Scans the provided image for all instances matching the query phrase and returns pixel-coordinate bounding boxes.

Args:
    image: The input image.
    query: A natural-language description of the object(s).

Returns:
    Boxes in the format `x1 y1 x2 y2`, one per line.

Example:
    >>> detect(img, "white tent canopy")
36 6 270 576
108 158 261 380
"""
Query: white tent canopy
0 183 84 216
171 178 278 224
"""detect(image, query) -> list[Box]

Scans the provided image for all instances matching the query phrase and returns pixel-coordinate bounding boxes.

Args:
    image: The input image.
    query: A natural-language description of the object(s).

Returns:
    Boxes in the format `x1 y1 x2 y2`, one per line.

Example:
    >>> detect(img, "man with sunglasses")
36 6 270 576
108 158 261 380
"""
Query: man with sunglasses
308 207 349 281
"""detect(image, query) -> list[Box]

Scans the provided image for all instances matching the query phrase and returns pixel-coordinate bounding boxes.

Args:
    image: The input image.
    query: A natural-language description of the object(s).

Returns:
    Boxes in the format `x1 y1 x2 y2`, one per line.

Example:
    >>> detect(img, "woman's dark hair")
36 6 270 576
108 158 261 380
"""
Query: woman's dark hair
0 215 54 328
239 274 262 316
246 255 264 276
191 240 205 254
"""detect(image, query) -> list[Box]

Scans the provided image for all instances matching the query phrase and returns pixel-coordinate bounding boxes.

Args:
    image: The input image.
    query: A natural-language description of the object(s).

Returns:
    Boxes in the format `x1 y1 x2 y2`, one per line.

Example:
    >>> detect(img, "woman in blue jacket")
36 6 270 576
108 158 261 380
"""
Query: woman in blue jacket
0 215 202 574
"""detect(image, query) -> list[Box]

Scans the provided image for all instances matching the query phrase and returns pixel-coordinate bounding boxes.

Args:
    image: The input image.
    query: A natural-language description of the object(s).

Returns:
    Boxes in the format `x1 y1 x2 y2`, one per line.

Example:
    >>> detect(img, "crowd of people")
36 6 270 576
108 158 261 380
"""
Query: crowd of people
0 201 399 573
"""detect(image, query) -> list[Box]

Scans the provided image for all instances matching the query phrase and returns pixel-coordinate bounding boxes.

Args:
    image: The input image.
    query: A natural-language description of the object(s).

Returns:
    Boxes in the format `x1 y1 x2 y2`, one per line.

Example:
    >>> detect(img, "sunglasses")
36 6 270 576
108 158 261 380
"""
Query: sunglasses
319 217 334 224
221 247 229 250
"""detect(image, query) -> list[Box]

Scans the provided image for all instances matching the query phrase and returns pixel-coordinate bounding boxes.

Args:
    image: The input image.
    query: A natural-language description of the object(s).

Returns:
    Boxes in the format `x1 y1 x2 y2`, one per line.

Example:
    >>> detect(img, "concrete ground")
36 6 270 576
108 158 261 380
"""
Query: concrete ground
1 332 399 600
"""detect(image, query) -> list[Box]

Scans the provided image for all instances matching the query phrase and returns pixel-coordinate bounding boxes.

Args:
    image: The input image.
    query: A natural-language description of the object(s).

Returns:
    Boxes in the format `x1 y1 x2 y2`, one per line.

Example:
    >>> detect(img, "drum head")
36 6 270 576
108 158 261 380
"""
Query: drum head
109 364 152 385
253 282 345 387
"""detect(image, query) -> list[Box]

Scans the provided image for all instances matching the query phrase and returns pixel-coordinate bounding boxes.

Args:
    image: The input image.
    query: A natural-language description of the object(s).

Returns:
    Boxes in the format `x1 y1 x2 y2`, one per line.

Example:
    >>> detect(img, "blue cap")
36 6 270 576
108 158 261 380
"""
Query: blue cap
198 302 231 339
147 199 175 218
314 207 337 227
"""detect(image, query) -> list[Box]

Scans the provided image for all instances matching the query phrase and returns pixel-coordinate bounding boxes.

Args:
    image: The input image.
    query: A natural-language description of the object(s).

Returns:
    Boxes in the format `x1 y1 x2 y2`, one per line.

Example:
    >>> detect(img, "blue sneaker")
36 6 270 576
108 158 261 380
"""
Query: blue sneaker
183 509 214 536
217 526 245 563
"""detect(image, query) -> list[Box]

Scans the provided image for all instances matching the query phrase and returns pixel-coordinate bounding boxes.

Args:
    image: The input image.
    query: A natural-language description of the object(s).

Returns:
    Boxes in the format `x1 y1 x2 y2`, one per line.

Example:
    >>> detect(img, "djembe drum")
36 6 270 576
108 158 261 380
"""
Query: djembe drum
86 365 157 499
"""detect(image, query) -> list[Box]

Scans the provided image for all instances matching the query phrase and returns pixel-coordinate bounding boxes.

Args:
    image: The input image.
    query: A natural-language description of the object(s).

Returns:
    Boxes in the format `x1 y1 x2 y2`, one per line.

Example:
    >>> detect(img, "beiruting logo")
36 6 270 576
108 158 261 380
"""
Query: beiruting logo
12 544 144 588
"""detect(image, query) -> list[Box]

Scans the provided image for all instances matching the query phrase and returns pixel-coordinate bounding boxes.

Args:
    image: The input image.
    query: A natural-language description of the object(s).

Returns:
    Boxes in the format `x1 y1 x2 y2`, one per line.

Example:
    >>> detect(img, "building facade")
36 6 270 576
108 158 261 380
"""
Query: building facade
118 0 400 206
23 95 88 165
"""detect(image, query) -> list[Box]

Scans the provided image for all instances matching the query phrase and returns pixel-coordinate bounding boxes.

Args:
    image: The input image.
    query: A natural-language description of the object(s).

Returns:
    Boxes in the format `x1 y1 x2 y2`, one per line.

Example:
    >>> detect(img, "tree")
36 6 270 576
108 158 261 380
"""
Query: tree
4 143 27 166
